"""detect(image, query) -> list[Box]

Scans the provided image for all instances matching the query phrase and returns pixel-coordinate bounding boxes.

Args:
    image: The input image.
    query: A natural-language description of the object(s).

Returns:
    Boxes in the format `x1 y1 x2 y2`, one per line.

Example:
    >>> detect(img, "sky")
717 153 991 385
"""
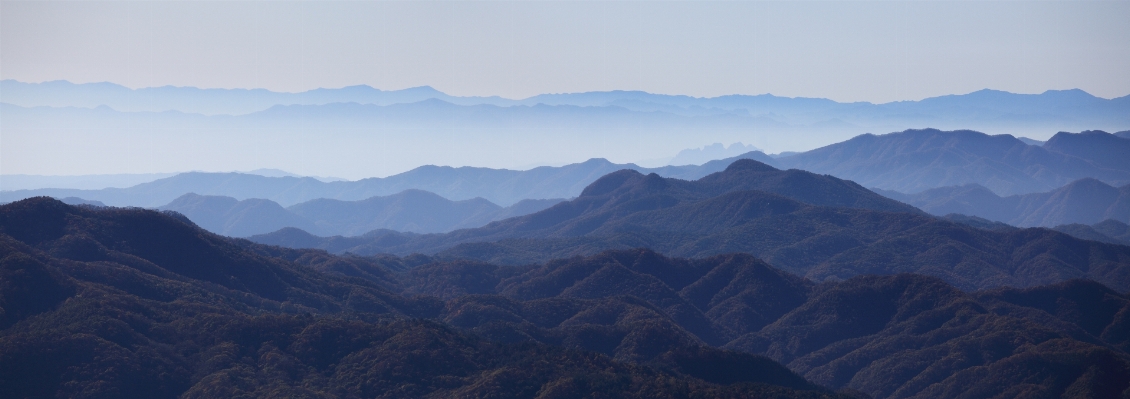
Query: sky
3 1 1128 104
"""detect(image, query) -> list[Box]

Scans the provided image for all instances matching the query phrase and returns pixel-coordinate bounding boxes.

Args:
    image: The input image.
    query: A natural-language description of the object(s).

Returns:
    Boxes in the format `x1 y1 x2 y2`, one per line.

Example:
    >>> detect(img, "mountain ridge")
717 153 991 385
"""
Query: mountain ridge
1 153 777 207
880 177 1130 227
157 191 565 237
250 159 1130 293
3 197 1128 398
775 128 1130 196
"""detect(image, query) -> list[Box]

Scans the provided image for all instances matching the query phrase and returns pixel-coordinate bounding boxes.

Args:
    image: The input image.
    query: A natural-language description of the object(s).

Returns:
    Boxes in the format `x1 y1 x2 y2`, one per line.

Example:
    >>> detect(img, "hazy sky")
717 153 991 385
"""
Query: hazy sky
3 1 1128 103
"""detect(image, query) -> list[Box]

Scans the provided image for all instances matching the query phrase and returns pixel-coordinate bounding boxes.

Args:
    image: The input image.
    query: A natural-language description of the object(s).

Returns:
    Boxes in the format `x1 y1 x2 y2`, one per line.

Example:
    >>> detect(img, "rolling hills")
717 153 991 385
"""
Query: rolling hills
7 129 1128 212
1 153 775 208
3 197 1127 398
1054 219 1130 246
157 191 564 237
251 159 1130 292
0 197 856 399
877 178 1130 227
774 129 1130 196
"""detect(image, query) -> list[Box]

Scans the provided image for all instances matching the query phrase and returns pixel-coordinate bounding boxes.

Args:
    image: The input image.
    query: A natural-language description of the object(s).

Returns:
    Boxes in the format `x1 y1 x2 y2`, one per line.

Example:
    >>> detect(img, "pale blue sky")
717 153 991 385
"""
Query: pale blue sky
3 1 1128 103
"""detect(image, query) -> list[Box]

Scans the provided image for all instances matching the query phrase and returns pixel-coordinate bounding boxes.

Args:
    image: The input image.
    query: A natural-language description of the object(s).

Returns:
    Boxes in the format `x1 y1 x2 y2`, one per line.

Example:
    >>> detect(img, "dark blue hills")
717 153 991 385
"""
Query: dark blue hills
2 197 1128 398
249 158 1130 293
776 128 1130 195
157 191 563 237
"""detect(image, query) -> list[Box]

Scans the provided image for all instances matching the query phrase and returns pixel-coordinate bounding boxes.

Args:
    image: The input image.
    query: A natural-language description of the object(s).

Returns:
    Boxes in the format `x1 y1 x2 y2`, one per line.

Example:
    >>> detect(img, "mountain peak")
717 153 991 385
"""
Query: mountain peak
578 169 645 197
723 159 779 173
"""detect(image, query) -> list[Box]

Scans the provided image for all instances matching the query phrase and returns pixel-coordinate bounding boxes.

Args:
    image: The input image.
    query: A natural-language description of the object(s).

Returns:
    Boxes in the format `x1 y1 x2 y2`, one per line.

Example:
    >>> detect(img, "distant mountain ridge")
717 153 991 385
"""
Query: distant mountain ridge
4 81 1128 175
1054 219 1130 246
158 191 565 237
878 177 1130 227
5 80 1127 128
251 159 1130 292
1 153 775 207
776 128 1130 196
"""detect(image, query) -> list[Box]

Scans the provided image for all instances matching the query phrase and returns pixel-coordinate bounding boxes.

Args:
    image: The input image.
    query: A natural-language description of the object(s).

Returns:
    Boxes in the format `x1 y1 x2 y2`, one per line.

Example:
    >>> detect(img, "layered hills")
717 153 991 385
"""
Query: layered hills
6 129 1128 211
159 191 562 237
774 129 1130 196
6 81 1129 182
878 178 1130 227
1054 219 1130 246
1 154 775 208
1 197 862 399
252 159 1130 292
5 80 1127 132
2 198 1128 398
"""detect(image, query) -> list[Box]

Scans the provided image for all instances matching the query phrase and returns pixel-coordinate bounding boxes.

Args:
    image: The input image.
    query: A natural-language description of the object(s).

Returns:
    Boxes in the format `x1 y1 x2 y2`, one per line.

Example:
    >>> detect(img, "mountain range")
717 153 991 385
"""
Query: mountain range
6 128 1129 213
1054 219 1130 246
250 159 1130 293
774 129 1130 196
877 178 1130 227
2 197 1127 398
5 80 1129 178
0 153 775 207
158 191 563 237
5 80 1128 132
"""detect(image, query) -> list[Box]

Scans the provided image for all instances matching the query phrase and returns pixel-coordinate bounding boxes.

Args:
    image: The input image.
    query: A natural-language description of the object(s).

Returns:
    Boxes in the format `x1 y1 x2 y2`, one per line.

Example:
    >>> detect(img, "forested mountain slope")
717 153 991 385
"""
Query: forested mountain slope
253 160 1130 292
3 198 1128 398
0 197 856 399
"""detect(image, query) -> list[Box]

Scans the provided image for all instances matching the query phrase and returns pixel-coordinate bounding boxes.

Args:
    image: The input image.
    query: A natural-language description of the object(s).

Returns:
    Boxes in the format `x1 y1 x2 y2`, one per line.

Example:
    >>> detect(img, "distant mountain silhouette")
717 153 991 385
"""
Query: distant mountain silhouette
881 178 1130 227
776 128 1130 196
1054 219 1130 246
1043 130 1130 172
2 153 774 207
7 80 1126 134
58 197 106 207
251 159 1130 292
159 191 564 237
0 172 177 191
4 197 1128 399
6 82 1128 182
0 79 489 115
158 193 319 237
668 142 760 166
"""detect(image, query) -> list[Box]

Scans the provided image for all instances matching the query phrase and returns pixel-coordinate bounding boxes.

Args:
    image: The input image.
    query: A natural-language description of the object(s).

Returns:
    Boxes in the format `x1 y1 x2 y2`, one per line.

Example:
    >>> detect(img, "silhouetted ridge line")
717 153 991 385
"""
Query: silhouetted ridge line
249 159 1130 293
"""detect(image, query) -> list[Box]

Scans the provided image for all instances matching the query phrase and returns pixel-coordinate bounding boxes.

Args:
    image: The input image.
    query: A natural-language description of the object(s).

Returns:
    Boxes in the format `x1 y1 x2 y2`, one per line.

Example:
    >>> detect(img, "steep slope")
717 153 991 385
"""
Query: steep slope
0 198 851 399
883 178 1130 227
775 129 1130 196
